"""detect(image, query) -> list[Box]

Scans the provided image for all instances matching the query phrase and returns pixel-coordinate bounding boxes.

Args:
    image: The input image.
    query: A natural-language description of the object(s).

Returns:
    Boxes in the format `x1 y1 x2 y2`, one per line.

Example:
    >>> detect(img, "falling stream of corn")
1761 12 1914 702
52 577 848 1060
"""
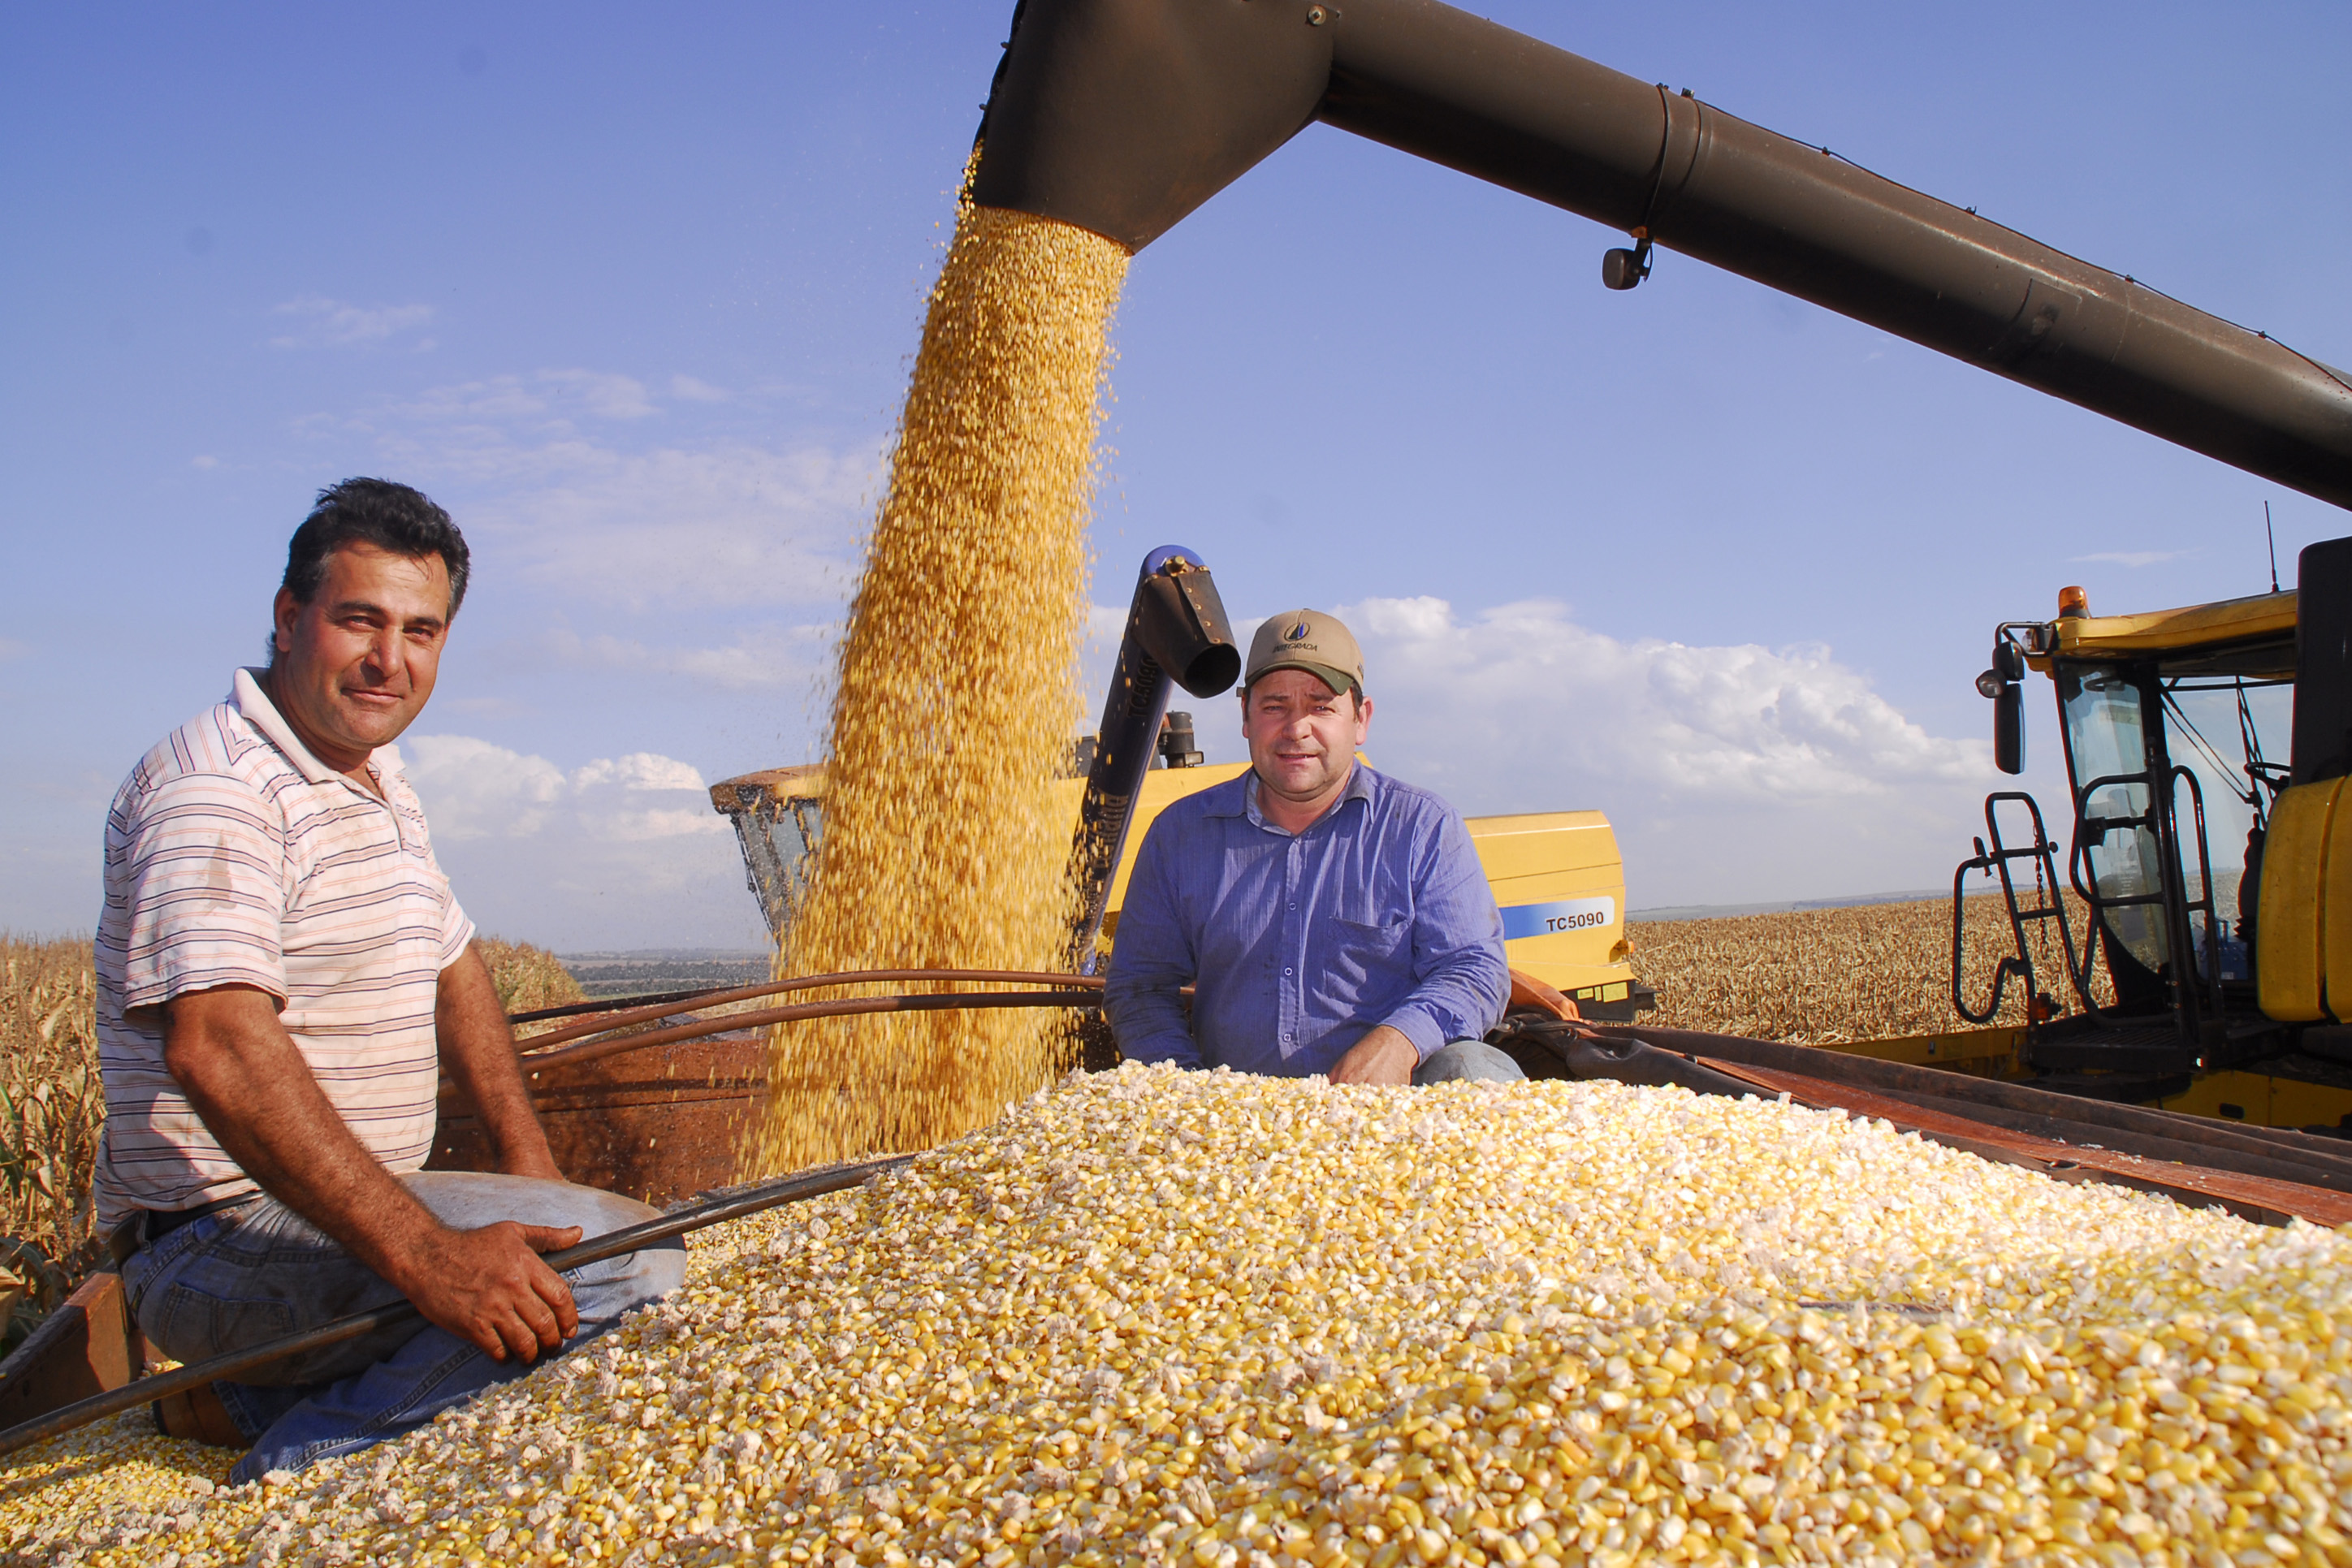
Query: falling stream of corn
744 195 1129 1175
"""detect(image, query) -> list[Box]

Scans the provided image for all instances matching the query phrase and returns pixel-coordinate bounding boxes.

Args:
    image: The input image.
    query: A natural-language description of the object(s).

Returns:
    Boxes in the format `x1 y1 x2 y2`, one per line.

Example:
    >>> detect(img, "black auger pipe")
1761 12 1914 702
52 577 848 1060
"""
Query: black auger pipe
1066 546 1240 974
972 0 2352 509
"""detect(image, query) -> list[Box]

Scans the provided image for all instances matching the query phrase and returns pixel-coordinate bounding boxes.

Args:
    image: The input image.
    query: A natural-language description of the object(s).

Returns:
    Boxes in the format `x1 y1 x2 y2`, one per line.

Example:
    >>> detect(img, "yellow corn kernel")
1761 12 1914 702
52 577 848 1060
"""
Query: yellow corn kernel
5 1066 2348 1567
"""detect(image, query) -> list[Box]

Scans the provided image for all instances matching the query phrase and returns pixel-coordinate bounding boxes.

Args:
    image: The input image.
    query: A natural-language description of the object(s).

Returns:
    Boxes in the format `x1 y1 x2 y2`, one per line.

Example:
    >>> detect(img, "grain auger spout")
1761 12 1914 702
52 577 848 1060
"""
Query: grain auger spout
1067 546 1240 974
972 0 2352 509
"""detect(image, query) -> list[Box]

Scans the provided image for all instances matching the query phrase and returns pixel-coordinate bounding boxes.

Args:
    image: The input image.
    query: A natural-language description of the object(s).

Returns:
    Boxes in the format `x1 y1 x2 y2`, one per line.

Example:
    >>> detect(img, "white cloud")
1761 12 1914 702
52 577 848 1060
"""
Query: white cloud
1069 593 2000 904
391 736 759 949
1312 597 2000 905
270 296 435 348
668 374 728 402
474 443 870 610
2071 550 2193 568
1342 596 1982 801
191 455 218 470
336 369 878 611
535 624 833 692
396 736 728 844
395 369 658 427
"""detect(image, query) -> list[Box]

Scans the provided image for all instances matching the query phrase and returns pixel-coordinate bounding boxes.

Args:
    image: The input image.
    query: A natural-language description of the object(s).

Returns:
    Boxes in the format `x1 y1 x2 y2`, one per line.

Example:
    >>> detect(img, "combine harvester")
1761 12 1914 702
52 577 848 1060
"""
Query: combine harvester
1955 547 2352 1133
6 0 2352 1448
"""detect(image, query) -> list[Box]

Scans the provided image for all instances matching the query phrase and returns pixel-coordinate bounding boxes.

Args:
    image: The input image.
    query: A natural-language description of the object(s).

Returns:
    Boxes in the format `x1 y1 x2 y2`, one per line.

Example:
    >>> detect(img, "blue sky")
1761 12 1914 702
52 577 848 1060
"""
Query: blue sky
4 2 2346 949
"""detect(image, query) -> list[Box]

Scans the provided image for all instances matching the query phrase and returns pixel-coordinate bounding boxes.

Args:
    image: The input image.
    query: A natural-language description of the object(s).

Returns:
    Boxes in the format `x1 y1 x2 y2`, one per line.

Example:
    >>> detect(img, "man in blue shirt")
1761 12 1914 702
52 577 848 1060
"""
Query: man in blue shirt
1105 609 1521 1084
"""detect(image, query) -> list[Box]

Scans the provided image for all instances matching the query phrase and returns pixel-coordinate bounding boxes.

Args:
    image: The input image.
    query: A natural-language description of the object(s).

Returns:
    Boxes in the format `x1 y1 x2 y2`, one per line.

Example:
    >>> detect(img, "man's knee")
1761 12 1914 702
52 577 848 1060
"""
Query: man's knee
1412 1039 1526 1085
401 1172 684 1320
595 1235 688 1315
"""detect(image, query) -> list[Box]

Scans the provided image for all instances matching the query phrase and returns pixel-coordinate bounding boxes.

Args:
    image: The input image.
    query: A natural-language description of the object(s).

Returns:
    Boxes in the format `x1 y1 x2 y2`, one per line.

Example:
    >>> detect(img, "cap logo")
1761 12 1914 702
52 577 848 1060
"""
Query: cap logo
1283 619 1312 643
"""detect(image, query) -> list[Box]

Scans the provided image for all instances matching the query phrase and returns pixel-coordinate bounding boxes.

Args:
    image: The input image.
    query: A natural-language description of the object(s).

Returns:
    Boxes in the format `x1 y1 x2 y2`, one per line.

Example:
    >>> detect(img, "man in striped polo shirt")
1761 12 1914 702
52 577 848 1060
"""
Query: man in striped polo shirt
96 477 685 1481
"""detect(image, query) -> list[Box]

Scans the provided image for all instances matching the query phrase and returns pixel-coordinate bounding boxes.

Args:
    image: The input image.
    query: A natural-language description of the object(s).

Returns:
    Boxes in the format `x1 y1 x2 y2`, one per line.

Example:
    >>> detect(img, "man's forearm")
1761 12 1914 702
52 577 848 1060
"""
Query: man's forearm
1102 982 1201 1066
1381 936 1511 1060
162 987 442 1290
163 983 586 1362
436 943 560 1179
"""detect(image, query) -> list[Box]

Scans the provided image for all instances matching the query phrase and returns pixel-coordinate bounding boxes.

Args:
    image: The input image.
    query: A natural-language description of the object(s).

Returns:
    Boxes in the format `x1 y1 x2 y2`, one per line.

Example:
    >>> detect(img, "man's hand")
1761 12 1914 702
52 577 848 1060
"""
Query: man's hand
1327 1025 1418 1086
392 1220 583 1363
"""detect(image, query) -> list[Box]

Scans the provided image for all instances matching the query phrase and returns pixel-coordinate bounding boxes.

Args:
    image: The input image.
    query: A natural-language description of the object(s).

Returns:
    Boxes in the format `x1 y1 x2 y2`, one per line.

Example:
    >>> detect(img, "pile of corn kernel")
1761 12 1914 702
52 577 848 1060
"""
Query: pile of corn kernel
7 1064 2351 1566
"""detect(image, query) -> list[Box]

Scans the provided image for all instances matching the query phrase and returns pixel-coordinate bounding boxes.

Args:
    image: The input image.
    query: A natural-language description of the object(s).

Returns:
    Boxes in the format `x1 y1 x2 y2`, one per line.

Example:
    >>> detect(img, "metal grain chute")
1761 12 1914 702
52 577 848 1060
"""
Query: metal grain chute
972 0 2352 508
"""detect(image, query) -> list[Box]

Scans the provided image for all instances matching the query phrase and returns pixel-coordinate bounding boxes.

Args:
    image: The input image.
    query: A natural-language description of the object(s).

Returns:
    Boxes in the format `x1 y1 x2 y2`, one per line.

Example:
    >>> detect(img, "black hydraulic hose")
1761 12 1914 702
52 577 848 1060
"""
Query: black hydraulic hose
0 1155 911 1463
1533 1030 1762 1100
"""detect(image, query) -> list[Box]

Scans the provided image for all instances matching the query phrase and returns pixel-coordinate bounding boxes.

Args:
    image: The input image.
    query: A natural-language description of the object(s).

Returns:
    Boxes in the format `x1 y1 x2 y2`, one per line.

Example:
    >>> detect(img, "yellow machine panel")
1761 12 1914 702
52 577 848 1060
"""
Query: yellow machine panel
2159 1068 2352 1134
2258 778 2338 1023
2031 589 2297 668
1465 810 1633 1000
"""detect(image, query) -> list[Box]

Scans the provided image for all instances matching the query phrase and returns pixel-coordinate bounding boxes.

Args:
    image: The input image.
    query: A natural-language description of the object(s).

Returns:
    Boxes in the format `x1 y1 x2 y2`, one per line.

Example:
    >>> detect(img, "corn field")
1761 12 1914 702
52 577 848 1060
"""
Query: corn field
1632 892 2116 1045
477 936 588 1035
0 936 105 1336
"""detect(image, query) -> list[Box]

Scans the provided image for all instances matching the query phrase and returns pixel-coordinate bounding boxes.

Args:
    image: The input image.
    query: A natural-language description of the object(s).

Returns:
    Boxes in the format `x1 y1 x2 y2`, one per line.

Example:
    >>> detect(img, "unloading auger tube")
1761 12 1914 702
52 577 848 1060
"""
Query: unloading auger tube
971 0 2352 510
1066 546 1240 973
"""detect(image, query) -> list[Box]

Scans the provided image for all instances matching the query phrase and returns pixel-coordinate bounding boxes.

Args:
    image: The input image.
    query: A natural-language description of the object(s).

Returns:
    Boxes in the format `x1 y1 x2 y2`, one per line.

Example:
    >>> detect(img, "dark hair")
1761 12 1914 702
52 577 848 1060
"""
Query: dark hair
281 477 470 616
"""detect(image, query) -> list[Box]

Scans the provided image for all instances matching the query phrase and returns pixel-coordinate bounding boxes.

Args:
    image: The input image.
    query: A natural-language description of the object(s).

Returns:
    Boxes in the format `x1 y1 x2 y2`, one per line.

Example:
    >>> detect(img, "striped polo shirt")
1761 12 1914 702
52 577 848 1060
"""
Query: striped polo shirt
93 668 475 1227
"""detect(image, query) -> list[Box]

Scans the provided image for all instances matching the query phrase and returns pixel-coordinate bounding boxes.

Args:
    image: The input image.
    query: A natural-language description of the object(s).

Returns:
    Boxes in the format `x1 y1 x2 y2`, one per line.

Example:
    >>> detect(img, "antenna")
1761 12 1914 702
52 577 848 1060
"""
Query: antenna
2265 500 2280 594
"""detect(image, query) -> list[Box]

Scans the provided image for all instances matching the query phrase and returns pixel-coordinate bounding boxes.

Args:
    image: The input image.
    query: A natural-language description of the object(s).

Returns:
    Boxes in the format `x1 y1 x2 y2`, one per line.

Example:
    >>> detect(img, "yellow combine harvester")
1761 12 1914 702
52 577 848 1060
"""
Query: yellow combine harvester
711 546 1650 1022
711 765 1647 1017
1964 537 2352 1135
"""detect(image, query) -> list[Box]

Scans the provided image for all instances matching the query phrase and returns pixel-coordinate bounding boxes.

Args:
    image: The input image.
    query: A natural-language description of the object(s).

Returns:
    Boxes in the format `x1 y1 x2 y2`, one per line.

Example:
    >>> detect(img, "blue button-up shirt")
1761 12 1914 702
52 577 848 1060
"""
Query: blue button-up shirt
1104 765 1509 1077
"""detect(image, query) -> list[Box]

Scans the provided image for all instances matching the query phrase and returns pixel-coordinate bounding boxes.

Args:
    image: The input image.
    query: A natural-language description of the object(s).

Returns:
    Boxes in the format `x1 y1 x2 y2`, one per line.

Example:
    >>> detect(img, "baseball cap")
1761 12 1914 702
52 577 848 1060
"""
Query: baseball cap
1244 609 1364 698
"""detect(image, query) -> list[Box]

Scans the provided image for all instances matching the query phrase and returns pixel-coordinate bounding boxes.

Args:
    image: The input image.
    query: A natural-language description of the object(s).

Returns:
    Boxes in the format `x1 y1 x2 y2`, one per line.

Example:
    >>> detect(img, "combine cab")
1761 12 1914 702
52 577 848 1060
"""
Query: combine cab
1965 539 2352 1135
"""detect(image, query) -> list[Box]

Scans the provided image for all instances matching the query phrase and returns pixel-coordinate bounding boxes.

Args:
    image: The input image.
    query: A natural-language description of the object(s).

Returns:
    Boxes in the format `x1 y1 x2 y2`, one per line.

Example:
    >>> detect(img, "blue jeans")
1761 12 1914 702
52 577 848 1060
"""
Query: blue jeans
120 1172 686 1482
1412 1039 1525 1083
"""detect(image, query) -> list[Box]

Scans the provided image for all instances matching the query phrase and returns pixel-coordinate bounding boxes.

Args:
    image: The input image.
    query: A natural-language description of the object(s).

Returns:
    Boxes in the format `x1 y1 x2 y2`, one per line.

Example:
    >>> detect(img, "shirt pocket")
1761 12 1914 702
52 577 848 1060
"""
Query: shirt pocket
1317 888 1412 1001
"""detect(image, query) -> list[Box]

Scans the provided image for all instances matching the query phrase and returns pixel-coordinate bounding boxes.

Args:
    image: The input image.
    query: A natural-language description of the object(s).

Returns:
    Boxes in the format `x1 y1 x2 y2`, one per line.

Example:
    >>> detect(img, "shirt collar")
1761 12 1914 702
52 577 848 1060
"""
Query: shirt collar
231 667 392 791
1229 762 1377 832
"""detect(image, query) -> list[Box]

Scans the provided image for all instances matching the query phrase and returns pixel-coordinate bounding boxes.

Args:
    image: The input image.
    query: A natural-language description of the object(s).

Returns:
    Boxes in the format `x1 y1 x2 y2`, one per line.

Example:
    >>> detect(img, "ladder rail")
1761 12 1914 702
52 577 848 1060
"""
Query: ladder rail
1952 791 2094 1026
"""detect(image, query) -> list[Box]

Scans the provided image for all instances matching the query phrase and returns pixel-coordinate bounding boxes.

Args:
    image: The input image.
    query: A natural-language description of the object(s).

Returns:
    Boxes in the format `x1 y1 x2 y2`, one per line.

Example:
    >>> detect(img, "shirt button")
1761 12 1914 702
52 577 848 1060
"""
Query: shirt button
1284 967 1294 976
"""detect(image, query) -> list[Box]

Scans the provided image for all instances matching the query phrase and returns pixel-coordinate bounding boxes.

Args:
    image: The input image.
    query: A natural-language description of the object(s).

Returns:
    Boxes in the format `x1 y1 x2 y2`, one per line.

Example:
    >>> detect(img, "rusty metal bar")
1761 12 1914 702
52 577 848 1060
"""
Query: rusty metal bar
1589 1021 2352 1185
512 969 1107 1053
472 989 1101 1090
1699 1055 2352 1229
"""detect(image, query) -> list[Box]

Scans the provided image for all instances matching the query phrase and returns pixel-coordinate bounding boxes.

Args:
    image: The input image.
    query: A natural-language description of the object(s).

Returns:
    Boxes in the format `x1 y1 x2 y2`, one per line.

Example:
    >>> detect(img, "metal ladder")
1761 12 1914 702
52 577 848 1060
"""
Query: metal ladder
1951 792 2095 1026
